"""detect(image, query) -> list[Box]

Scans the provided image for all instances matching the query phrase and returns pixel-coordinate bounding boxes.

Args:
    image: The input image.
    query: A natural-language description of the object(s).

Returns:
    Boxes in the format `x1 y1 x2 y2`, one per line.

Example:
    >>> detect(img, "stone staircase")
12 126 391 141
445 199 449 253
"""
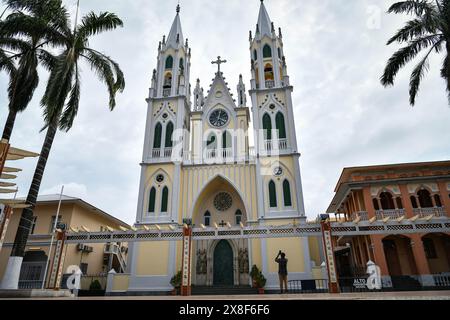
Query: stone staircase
191 285 258 296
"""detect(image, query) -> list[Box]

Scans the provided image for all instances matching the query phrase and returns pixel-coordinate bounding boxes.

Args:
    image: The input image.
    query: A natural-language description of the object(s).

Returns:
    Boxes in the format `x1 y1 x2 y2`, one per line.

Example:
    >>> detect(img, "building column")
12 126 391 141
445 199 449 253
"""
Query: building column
369 235 392 287
362 187 375 219
399 184 414 218
410 233 434 286
437 182 450 217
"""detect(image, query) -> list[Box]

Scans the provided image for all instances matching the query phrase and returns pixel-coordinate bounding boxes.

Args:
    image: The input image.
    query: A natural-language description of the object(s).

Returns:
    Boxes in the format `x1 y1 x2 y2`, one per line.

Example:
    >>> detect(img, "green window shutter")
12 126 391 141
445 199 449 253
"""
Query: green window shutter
276 112 286 139
283 180 292 207
161 187 169 212
263 44 272 58
222 131 232 149
165 122 174 148
165 55 173 69
263 114 272 140
148 187 156 213
269 180 277 208
153 123 162 148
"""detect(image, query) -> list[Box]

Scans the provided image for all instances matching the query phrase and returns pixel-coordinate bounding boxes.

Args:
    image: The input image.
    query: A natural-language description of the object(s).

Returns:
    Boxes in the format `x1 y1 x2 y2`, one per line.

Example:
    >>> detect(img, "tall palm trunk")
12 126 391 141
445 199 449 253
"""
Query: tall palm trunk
2 109 17 141
10 117 58 257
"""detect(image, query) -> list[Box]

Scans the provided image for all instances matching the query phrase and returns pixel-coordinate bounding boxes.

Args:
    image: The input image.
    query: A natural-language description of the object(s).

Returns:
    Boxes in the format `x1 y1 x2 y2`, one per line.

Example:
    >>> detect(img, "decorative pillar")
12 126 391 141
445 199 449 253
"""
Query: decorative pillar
399 184 414 218
320 217 339 293
48 230 67 290
180 225 192 296
437 181 450 217
0 205 12 252
369 234 392 287
409 234 434 286
362 187 376 219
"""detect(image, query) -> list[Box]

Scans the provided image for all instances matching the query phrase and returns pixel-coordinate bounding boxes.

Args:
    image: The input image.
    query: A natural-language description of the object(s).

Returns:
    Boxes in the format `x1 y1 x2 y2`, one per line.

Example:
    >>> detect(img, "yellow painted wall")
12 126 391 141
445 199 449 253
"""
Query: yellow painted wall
308 236 323 266
136 241 169 276
113 274 130 291
266 238 305 273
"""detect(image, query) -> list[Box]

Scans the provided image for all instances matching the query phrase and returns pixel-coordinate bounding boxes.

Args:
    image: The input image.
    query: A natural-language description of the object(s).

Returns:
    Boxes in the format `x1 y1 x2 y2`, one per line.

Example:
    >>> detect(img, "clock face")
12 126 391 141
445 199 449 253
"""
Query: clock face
209 109 229 128
273 167 283 176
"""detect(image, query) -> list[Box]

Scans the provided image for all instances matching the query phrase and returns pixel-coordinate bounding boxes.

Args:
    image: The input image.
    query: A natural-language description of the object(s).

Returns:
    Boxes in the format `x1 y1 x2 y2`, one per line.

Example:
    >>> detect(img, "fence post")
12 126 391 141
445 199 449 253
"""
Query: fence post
106 269 116 295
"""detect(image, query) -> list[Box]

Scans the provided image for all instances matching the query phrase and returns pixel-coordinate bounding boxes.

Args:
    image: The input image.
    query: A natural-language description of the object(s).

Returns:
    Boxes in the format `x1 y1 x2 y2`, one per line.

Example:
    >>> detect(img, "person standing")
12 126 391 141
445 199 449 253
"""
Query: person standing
275 250 288 293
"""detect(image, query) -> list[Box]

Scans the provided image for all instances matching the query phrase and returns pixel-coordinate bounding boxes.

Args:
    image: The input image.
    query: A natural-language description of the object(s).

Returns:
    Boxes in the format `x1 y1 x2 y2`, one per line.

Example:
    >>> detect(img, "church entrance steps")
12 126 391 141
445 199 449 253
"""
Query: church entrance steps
191 285 258 296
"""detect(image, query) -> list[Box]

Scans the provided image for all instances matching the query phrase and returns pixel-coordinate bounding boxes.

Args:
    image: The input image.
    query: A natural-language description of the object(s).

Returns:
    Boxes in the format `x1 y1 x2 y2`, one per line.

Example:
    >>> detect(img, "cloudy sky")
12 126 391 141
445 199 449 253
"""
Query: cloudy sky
1 0 449 224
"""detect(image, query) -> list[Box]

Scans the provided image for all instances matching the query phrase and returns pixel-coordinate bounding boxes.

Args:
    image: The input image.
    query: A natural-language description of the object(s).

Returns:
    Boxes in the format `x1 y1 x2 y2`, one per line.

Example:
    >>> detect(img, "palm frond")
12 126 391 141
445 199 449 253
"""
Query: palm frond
59 62 80 131
387 18 440 44
0 48 16 75
77 12 123 40
409 40 442 105
381 34 441 86
82 48 122 110
388 0 436 16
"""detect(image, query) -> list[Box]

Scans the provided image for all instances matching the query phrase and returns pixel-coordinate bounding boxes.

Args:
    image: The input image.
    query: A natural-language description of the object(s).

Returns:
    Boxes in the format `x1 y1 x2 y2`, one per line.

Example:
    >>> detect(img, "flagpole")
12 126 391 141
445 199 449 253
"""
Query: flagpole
41 185 64 290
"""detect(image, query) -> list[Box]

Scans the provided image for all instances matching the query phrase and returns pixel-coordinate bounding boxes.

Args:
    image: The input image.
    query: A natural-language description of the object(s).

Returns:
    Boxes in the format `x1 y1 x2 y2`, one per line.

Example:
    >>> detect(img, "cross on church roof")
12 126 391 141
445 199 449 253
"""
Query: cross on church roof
211 56 227 73
218 220 227 227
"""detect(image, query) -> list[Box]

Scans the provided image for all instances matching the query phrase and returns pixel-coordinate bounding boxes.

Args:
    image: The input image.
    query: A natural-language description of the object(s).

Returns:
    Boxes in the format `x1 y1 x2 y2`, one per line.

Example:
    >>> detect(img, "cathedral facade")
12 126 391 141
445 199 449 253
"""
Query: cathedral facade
127 1 313 293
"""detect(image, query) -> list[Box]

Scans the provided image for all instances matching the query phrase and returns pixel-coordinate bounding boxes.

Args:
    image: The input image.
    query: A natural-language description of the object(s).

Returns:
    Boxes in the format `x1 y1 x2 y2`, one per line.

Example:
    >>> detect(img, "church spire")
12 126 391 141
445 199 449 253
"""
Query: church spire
166 4 184 48
256 0 273 38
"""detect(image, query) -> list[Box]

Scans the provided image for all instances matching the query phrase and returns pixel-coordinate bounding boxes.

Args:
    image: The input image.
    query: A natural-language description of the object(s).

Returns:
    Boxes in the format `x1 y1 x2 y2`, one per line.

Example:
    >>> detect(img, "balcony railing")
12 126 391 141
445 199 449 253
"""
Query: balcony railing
162 88 171 97
375 209 405 220
151 147 172 160
265 80 275 88
349 211 369 221
413 207 446 217
206 148 233 160
263 139 288 153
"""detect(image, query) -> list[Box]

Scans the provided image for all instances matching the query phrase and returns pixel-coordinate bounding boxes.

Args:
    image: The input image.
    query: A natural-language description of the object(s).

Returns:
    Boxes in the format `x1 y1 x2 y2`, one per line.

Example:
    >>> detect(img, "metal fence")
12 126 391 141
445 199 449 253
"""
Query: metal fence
288 279 329 293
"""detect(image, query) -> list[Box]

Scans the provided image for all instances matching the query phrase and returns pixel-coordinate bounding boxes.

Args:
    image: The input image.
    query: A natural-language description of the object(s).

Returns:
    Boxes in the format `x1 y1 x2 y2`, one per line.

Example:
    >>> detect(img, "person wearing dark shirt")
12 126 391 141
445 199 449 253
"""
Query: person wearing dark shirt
275 250 288 293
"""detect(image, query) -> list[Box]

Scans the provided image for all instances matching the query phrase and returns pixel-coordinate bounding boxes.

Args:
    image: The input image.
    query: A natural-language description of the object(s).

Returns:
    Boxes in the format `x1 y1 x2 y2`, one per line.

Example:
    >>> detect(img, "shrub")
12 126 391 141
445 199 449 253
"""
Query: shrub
170 270 183 288
89 279 102 291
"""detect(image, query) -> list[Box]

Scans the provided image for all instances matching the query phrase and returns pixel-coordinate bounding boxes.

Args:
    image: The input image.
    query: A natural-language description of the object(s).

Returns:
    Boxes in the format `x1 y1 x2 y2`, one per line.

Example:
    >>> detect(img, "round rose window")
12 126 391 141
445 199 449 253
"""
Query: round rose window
213 192 233 211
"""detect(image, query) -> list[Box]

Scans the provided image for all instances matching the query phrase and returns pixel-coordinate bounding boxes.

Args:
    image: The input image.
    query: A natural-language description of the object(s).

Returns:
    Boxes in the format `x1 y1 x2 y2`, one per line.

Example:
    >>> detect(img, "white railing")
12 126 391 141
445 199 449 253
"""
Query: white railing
349 211 369 221
263 139 288 152
433 274 450 287
413 207 446 217
206 148 233 160
163 147 172 158
265 80 275 88
278 138 288 150
375 209 405 220
152 148 161 158
162 88 171 97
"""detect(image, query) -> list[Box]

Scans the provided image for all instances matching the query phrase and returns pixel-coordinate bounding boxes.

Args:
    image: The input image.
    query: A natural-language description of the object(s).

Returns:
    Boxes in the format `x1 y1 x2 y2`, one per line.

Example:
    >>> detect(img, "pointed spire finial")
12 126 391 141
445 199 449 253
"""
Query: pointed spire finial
176 4 180 14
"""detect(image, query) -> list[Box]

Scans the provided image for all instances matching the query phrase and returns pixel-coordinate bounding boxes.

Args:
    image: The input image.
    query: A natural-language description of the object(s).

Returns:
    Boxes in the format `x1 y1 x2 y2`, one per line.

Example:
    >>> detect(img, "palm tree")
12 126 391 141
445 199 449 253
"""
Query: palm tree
381 0 448 106
7 4 125 287
0 0 67 141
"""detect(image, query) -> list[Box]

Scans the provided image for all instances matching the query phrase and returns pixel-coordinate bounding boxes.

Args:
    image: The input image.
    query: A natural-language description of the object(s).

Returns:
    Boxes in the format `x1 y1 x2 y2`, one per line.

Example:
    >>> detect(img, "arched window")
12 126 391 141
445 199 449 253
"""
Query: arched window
277 47 281 58
165 122 174 148
396 197 404 209
253 49 258 61
434 194 442 207
275 112 286 139
372 198 380 211
179 58 184 69
262 113 272 140
204 211 211 226
263 44 272 58
283 180 292 207
153 123 162 148
235 210 242 225
165 55 173 69
264 64 274 81
163 73 172 89
161 187 169 212
148 187 156 213
410 196 418 209
418 189 433 208
379 192 395 210
269 180 277 208
222 131 232 149
207 133 217 149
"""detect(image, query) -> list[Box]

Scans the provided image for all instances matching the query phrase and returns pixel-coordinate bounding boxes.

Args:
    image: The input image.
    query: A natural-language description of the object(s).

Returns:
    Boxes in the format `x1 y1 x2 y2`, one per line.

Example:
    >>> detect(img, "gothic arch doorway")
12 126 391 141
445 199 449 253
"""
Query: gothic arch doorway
213 240 234 286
